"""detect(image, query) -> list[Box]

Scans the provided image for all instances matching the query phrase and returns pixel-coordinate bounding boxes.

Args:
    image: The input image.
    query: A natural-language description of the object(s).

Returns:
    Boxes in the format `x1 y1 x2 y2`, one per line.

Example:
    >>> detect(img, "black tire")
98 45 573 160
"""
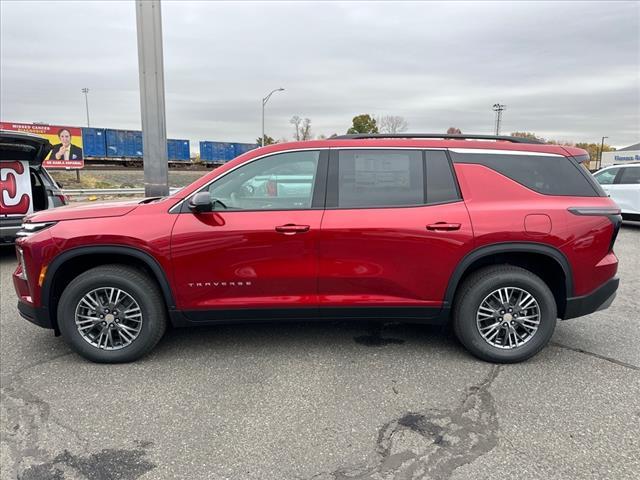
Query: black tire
57 265 167 363
452 265 557 363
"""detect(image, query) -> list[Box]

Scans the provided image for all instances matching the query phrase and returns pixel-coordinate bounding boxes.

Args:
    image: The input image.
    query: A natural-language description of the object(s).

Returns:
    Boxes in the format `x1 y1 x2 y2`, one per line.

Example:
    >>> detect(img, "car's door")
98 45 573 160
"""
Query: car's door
318 149 474 318
613 166 640 214
171 149 327 316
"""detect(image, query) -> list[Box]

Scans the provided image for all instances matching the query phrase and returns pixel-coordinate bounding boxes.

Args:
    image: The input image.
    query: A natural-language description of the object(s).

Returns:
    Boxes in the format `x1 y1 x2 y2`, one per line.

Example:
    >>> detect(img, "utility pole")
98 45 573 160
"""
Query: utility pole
599 136 608 170
492 103 506 136
261 88 284 146
81 88 90 127
135 0 169 196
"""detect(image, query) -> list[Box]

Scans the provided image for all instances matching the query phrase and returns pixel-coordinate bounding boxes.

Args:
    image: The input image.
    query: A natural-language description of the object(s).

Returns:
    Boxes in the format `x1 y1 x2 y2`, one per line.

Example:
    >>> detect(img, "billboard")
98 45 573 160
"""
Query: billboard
0 121 84 169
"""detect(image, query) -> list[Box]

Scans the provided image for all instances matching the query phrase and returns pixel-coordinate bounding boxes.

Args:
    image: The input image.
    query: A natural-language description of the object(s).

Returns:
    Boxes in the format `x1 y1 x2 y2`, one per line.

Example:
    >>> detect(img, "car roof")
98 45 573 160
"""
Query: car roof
250 137 586 158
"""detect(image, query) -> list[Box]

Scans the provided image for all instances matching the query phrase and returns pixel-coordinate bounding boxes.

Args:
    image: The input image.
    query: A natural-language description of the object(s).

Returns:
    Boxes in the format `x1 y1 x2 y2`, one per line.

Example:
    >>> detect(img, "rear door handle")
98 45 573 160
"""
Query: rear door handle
426 222 461 231
275 224 310 235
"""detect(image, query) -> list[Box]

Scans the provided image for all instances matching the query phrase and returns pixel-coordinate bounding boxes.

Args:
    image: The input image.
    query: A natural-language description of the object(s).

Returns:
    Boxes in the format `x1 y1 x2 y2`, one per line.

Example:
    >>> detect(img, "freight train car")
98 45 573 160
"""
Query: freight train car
81 128 191 167
199 141 258 165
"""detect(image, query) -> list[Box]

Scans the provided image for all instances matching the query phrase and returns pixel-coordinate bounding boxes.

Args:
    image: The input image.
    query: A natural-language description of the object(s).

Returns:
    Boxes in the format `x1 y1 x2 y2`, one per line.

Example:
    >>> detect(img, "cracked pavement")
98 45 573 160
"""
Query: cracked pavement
1 225 639 479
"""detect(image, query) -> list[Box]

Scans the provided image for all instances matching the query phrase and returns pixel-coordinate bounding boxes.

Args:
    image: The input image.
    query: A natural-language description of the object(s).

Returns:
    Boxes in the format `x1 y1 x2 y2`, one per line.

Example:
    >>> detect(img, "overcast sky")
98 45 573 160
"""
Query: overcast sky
1 0 639 147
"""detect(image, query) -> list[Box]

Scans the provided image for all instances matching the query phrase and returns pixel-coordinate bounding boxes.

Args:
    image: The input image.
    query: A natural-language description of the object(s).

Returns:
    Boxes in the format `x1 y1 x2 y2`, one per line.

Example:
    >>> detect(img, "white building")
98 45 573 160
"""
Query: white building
602 142 640 166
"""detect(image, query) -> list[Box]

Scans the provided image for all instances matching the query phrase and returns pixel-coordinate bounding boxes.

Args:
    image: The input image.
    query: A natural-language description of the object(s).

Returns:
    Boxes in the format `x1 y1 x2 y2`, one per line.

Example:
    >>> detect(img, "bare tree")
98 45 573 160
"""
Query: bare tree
290 115 312 141
378 115 408 134
290 115 302 141
446 127 462 134
300 118 312 140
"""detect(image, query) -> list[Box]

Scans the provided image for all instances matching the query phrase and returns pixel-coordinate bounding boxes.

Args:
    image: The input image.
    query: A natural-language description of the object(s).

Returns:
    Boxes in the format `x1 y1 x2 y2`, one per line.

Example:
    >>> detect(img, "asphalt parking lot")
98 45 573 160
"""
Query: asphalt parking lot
1 225 638 480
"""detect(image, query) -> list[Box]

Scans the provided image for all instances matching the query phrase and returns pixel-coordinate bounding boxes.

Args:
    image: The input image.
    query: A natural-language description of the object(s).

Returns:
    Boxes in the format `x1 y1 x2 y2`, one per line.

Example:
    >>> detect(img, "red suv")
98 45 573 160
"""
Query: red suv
12 134 621 363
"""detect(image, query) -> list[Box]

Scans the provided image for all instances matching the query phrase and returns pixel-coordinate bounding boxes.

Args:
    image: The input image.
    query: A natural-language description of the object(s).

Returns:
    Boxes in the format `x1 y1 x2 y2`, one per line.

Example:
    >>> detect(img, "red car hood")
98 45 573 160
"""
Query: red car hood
26 200 141 223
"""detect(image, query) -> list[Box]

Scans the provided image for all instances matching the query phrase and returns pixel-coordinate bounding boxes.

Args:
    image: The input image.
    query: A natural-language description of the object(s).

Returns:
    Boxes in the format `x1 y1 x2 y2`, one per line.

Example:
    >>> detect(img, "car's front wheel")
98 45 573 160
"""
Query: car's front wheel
57 265 167 363
453 265 557 363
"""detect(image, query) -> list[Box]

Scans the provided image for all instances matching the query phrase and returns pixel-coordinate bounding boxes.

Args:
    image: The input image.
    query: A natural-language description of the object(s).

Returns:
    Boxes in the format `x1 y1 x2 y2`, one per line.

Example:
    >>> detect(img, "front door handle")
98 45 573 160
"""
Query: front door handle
275 224 310 235
426 222 461 231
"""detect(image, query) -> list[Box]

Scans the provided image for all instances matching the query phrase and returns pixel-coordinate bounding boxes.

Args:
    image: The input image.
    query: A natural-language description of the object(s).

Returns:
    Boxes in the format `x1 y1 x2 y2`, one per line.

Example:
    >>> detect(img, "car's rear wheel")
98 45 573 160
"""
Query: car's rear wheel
57 265 167 363
453 265 557 363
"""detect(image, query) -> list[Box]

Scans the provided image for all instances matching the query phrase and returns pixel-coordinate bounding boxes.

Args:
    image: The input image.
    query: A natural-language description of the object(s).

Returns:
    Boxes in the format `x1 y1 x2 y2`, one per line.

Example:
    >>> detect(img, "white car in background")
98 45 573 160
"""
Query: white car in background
593 163 640 221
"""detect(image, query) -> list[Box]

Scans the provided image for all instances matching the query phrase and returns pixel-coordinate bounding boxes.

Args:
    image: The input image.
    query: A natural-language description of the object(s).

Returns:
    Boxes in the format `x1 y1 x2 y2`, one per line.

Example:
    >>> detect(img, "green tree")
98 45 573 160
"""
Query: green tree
256 135 275 146
347 114 378 134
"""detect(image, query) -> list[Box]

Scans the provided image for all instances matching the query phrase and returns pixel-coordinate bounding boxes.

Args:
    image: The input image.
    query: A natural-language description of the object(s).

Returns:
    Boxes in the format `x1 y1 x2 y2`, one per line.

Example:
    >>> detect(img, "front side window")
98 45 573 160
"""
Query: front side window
618 167 640 184
337 150 424 208
594 168 619 185
206 150 319 210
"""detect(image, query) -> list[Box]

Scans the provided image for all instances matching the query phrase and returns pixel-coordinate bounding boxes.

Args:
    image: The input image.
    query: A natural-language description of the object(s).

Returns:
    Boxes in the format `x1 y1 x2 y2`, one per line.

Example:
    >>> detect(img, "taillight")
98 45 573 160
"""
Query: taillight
568 207 622 251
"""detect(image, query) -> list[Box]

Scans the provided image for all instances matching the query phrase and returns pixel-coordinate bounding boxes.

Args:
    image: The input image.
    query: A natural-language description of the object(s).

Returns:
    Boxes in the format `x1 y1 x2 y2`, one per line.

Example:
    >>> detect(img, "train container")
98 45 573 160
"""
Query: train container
81 128 106 157
105 129 143 157
233 143 258 157
199 141 214 161
167 139 190 161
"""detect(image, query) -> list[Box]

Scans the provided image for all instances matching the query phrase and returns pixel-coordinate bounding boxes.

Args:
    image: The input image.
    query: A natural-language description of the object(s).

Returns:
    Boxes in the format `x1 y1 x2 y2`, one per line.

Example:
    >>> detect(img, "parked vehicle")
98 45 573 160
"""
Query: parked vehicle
13 134 621 363
1 130 67 243
593 163 640 221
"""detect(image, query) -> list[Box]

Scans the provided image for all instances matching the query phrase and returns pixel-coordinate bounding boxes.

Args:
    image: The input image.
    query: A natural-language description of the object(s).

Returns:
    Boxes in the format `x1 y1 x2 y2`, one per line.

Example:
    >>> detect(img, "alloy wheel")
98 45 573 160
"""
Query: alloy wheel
74 287 143 350
476 287 541 349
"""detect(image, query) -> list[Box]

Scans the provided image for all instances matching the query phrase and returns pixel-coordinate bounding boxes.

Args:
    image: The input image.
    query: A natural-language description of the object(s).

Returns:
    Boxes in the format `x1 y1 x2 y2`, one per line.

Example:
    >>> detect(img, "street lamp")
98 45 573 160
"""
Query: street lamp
261 87 284 146
599 136 608 170
81 88 90 127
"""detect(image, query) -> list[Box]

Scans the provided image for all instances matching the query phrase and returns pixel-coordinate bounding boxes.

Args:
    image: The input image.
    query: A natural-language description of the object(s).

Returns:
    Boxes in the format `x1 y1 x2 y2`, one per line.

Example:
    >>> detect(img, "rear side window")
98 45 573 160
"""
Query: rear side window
618 167 640 184
450 151 600 196
427 151 460 203
337 150 423 208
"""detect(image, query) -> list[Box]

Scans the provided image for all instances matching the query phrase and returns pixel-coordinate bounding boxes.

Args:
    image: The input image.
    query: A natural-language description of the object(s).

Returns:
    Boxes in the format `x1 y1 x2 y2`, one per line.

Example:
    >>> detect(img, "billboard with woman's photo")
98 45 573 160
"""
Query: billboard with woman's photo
0 121 84 169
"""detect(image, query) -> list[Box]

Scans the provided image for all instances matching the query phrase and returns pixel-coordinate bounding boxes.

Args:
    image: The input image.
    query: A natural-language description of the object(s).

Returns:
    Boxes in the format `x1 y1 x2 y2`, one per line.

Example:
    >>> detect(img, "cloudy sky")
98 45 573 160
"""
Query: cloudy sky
1 1 638 147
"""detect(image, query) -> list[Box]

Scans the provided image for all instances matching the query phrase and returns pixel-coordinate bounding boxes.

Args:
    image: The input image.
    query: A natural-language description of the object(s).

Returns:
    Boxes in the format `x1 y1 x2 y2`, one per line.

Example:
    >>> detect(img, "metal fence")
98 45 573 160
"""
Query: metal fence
63 187 181 197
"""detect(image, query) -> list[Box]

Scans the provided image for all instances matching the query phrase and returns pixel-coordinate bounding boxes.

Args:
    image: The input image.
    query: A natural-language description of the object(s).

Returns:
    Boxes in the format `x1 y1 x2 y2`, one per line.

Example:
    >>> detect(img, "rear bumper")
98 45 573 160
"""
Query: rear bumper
0 225 21 243
17 300 52 329
563 276 619 320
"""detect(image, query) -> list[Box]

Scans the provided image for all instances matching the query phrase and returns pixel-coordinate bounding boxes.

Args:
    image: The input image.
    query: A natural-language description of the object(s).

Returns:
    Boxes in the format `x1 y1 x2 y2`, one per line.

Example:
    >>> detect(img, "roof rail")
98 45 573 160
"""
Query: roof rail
332 133 544 144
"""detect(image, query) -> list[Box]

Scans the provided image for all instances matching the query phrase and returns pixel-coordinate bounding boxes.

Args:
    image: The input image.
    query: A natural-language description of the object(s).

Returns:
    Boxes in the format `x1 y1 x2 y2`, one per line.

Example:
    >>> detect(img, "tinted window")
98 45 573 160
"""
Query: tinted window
594 168 619 185
427 151 460 203
450 151 599 196
337 150 423 208
618 167 640 184
206 150 319 210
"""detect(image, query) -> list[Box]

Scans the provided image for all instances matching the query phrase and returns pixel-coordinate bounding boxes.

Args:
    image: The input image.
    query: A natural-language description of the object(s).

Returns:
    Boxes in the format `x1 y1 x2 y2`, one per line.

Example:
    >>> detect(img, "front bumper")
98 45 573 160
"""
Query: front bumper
563 276 619 320
17 300 53 329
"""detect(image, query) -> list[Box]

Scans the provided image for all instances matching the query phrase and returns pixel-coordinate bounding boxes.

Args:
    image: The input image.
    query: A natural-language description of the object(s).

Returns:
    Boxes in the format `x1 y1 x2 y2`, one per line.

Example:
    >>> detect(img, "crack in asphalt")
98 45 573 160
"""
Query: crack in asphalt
550 342 640 371
311 365 501 480
1 359 156 480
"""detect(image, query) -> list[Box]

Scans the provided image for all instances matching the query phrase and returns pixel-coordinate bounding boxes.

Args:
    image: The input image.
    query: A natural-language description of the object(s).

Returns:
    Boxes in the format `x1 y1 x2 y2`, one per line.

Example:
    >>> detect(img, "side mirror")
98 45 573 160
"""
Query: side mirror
188 191 212 213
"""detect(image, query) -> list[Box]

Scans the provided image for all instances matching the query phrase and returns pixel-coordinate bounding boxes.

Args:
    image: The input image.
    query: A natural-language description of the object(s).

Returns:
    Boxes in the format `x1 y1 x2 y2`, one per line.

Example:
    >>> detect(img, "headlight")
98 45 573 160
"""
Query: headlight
16 222 57 238
16 246 28 281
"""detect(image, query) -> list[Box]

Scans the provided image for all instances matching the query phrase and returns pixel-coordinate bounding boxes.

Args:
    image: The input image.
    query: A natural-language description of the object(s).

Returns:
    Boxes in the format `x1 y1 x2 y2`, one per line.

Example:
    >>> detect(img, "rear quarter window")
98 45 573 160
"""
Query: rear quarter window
450 151 601 197
618 167 640 184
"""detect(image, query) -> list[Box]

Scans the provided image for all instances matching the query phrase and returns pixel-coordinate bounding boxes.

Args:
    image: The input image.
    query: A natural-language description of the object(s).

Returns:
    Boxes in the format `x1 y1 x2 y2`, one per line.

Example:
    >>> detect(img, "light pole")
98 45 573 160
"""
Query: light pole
599 136 608 170
492 103 506 136
81 88 90 127
261 87 284 146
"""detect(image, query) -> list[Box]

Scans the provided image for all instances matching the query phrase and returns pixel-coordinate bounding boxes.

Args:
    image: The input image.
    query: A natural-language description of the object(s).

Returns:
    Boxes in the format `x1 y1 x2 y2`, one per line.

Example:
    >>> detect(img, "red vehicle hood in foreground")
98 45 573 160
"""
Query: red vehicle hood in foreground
25 199 143 223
